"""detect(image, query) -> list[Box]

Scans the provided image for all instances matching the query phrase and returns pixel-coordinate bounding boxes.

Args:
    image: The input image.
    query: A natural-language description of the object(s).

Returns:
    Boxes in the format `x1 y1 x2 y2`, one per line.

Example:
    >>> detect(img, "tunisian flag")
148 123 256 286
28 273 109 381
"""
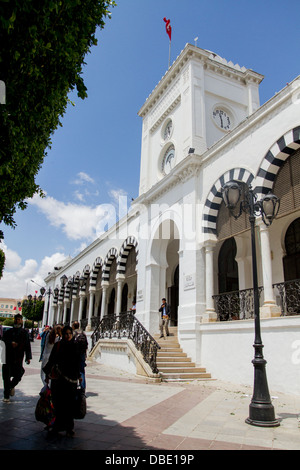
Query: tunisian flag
163 17 172 41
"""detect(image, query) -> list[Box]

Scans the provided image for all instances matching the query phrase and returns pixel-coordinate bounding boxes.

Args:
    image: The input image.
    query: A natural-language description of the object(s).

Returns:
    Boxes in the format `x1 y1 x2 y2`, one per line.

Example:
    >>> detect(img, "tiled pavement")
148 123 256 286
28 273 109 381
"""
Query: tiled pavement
0 340 300 452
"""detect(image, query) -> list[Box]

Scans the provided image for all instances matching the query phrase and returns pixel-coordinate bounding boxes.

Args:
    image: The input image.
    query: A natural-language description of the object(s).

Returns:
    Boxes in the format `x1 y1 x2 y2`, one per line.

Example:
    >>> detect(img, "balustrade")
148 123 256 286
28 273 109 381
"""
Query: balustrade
273 279 300 316
90 311 160 373
213 287 264 321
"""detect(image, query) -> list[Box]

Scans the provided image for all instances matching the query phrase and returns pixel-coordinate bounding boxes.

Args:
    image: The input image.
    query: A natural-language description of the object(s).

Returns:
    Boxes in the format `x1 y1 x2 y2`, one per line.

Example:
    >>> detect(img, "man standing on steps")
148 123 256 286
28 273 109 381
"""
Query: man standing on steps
159 298 171 339
1 313 32 402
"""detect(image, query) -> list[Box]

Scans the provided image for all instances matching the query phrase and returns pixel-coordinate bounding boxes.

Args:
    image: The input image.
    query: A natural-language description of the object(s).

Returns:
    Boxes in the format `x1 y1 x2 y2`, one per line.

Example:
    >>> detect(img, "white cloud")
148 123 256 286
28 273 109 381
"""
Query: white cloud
29 194 117 241
72 171 95 185
0 184 130 300
0 243 67 299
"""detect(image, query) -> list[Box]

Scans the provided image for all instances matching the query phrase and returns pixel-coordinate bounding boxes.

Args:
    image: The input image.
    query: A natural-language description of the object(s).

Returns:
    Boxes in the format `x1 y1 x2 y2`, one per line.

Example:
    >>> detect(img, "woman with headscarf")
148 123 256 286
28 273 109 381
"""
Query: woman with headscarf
43 325 81 436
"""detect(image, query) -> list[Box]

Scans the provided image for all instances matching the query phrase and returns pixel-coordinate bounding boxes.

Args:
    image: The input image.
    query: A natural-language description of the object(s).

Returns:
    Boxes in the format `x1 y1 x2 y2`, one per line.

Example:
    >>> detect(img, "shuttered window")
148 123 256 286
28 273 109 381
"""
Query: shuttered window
274 148 300 216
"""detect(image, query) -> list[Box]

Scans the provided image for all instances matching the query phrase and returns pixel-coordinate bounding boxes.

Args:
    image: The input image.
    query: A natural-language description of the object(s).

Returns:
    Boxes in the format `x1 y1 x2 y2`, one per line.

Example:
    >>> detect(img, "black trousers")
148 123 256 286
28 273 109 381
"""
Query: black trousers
51 376 77 432
2 363 25 398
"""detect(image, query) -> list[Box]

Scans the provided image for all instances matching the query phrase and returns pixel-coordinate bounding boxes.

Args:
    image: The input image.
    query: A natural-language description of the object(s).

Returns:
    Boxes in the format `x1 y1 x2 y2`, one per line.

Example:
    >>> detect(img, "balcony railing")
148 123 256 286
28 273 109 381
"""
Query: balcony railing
213 287 264 321
90 311 161 374
273 279 300 316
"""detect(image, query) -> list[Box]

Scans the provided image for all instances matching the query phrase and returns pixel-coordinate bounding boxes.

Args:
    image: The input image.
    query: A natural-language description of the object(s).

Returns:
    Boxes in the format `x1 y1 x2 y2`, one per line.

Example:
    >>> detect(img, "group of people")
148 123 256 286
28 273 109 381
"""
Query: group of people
1 315 88 437
1 300 171 435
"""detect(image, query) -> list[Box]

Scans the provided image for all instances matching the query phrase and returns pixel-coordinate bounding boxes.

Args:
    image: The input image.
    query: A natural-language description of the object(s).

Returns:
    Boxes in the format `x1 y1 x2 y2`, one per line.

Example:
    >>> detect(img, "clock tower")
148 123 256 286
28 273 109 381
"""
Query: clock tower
138 44 264 195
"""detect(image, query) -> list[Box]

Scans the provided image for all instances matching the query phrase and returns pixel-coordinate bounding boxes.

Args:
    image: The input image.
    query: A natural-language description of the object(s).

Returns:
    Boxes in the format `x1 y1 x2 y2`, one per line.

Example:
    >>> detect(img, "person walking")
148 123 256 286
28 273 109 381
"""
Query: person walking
43 325 81 437
72 321 88 391
40 325 62 385
158 298 171 339
1 313 32 402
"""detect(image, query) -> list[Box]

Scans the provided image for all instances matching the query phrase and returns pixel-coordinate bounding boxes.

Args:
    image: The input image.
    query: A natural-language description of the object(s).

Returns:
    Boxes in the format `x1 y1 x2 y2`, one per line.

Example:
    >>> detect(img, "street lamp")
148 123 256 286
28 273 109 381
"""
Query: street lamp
40 286 59 325
221 181 280 427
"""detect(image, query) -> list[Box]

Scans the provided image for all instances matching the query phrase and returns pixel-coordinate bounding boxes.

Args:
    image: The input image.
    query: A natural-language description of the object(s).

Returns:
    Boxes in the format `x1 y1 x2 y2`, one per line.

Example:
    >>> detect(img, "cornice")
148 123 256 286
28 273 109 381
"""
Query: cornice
138 43 264 118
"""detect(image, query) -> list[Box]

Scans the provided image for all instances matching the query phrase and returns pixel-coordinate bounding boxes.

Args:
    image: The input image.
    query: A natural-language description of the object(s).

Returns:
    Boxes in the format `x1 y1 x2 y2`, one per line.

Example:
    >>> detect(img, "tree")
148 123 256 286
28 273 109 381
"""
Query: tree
22 298 44 324
0 0 116 232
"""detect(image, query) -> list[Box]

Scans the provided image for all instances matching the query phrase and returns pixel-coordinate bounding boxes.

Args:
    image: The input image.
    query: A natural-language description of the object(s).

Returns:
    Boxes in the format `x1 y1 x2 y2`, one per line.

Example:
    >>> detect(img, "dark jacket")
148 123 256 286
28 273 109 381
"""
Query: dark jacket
2 326 32 365
43 338 81 382
159 303 171 318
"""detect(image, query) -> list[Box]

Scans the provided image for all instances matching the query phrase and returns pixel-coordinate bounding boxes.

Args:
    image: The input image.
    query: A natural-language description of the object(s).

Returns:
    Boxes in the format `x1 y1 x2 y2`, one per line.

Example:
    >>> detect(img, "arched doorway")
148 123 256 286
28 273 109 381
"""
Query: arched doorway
148 218 180 332
107 288 115 315
121 283 128 312
168 264 179 326
218 237 239 293
283 218 300 281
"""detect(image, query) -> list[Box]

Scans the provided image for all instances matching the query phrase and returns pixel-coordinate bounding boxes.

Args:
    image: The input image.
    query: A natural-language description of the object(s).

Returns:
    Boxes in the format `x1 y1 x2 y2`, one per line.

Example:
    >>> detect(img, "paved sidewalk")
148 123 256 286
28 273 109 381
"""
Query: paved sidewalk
0 340 299 451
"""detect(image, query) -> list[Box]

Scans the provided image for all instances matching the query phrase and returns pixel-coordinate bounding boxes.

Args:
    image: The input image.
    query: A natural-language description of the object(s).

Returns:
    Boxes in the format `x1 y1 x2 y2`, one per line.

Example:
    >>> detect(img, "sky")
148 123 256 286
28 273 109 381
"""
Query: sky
1 0 300 299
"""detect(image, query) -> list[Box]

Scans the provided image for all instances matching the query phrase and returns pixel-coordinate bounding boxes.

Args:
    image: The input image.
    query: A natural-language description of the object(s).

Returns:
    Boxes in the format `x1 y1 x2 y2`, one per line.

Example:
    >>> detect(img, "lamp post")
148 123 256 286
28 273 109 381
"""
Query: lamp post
221 181 280 427
40 287 59 326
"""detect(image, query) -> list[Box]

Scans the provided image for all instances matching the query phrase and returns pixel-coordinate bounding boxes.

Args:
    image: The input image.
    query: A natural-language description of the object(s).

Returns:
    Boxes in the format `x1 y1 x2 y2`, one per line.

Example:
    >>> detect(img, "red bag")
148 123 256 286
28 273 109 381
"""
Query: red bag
35 385 55 426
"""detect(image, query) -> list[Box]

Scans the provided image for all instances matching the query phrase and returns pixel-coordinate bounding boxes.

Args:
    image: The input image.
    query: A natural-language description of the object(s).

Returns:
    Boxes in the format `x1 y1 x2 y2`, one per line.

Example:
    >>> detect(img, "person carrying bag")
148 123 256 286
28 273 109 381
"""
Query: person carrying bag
43 326 83 437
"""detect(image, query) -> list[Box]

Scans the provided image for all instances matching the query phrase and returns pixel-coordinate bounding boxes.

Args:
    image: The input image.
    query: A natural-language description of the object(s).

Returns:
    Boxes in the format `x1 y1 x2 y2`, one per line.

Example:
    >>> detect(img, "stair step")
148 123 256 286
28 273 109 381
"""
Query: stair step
153 326 211 382
159 366 206 372
161 372 211 379
159 346 183 352
157 362 196 368
158 352 184 356
157 357 191 363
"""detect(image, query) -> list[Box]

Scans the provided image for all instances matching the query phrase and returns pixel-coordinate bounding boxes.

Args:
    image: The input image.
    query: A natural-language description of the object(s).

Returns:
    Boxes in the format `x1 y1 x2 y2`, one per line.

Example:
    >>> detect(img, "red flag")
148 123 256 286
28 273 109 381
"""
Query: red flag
163 17 172 41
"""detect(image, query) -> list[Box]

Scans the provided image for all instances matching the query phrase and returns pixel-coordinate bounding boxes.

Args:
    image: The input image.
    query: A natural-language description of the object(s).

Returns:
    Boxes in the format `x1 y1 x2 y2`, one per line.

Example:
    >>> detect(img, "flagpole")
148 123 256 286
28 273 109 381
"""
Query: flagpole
168 40 171 68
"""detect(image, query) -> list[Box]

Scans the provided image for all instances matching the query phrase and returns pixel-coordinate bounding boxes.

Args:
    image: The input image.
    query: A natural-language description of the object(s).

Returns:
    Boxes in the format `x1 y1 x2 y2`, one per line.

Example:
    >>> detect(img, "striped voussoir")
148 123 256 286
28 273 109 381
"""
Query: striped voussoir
202 126 300 235
202 168 254 235
117 236 138 275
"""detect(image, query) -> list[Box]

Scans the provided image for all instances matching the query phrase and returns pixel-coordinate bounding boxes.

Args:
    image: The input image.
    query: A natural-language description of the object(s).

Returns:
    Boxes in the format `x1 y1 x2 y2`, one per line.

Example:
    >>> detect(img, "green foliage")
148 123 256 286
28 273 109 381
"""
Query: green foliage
21 299 44 322
0 0 116 229
0 248 5 279
0 317 34 328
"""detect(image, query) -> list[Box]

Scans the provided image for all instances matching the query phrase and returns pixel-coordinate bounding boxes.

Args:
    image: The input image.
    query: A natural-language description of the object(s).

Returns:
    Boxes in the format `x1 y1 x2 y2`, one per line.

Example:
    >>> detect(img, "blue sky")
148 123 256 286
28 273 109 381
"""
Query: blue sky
1 0 300 298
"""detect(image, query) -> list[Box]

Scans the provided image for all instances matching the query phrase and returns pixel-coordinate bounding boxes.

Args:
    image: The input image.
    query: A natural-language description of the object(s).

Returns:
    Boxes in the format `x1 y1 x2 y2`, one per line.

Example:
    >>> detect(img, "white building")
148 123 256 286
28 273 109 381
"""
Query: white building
44 44 300 395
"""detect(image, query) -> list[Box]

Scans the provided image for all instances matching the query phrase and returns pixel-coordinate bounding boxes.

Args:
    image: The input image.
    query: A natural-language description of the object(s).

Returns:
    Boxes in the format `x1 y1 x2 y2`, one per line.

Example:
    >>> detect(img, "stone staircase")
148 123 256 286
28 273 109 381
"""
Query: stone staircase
154 327 211 382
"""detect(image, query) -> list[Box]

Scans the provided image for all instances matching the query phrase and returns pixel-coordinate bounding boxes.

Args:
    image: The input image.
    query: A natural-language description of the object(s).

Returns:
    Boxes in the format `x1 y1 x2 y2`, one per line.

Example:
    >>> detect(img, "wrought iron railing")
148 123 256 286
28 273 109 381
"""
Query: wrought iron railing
90 312 161 374
273 279 300 316
213 287 264 321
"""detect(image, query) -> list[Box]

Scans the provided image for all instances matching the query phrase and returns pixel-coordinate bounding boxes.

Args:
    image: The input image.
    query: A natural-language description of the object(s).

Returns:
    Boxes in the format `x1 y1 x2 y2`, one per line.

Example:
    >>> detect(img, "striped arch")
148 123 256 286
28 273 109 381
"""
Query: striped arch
90 257 103 288
80 264 90 292
58 285 64 304
64 272 81 299
102 247 118 281
117 236 138 275
70 271 81 298
202 167 255 234
255 126 300 198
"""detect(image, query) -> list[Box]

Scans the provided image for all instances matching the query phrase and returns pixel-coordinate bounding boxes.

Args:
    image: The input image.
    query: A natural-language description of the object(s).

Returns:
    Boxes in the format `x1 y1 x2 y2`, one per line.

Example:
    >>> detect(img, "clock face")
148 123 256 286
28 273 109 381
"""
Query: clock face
162 147 175 175
163 120 172 140
213 108 232 131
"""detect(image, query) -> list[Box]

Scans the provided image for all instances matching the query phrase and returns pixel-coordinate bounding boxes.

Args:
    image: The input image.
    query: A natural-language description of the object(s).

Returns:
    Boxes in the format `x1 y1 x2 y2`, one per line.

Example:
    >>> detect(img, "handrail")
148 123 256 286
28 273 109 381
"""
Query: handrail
90 312 161 374
213 286 264 321
273 278 300 316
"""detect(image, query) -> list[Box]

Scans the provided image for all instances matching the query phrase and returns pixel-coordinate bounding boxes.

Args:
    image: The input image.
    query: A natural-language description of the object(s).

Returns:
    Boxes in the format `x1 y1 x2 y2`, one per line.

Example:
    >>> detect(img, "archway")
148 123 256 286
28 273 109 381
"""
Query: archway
218 237 239 294
168 264 179 326
149 218 180 328
283 218 300 281
121 283 128 312
107 288 115 315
